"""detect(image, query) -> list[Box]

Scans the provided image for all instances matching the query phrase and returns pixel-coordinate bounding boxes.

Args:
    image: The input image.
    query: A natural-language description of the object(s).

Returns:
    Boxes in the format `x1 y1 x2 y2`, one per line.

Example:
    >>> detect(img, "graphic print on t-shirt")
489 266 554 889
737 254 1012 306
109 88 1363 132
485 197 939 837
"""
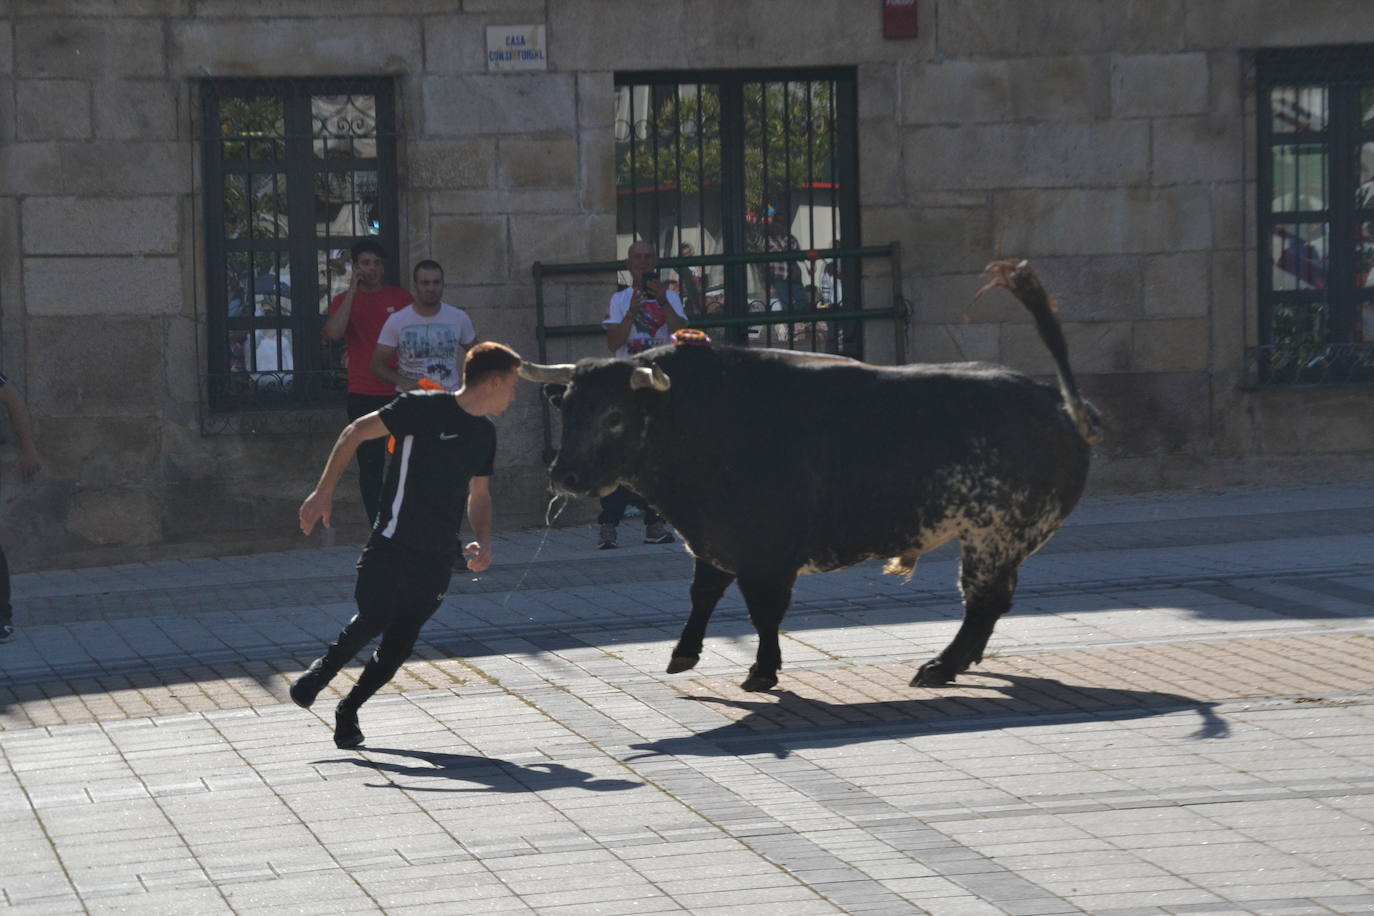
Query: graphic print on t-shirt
627 299 668 355
396 324 462 387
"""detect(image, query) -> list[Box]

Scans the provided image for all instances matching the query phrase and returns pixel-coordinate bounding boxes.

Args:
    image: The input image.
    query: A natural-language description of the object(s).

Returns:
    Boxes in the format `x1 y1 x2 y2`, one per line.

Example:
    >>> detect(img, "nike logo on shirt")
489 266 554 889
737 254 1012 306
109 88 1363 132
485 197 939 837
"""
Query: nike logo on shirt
439 432 460 440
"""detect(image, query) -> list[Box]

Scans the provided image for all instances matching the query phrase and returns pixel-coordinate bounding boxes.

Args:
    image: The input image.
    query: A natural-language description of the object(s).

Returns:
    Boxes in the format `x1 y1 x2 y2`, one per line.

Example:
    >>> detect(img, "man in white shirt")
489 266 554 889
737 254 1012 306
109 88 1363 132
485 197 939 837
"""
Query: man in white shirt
596 240 688 548
372 260 478 392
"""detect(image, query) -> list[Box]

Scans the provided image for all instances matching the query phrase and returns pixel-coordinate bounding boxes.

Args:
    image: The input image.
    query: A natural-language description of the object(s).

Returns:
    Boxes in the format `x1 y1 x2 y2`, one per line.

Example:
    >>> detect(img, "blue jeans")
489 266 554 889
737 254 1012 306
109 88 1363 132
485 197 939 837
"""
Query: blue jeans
597 486 662 527
0 544 10 627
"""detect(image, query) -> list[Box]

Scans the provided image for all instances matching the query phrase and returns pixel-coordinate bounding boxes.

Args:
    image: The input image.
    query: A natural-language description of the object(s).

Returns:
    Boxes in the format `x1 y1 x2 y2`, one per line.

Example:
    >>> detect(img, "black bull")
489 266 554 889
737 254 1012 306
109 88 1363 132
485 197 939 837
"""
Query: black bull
522 261 1102 692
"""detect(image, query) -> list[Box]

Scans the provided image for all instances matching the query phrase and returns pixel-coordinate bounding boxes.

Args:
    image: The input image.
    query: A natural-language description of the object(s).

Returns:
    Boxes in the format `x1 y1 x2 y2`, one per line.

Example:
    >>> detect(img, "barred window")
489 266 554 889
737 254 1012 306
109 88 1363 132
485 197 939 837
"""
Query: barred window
1256 46 1374 385
200 78 399 411
614 69 861 356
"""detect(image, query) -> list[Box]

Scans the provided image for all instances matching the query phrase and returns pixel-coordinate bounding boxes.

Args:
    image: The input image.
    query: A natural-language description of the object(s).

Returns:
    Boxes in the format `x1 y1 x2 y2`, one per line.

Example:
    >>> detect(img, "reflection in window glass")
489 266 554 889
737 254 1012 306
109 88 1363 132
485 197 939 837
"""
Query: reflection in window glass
1271 144 1328 212
1271 223 1329 291
313 95 377 159
1271 302 1330 351
249 250 292 318
223 173 288 240
1270 86 1327 133
1360 85 1374 129
249 329 295 386
220 96 284 160
1359 221 1374 289
314 171 380 238
1358 141 1374 209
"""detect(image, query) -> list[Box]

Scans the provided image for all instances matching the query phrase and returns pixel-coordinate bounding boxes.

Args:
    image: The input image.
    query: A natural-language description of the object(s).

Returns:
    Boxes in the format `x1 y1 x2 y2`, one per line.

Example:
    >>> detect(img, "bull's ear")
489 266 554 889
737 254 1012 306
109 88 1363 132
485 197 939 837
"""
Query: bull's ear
542 384 566 407
630 365 671 392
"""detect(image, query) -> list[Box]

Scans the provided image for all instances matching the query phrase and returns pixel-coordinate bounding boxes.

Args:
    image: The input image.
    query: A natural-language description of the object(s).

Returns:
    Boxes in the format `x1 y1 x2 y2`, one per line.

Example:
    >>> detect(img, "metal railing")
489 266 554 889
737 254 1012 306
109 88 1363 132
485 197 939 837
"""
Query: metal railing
532 242 906 360
1243 343 1374 388
530 242 908 459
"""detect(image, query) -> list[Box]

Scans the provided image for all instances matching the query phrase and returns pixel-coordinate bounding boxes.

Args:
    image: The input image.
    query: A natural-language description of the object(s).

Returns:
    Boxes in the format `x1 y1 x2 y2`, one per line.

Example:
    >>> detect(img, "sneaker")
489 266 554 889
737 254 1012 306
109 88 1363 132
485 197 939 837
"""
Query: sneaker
334 705 365 749
644 523 674 544
289 660 331 709
0 625 14 644
596 523 618 550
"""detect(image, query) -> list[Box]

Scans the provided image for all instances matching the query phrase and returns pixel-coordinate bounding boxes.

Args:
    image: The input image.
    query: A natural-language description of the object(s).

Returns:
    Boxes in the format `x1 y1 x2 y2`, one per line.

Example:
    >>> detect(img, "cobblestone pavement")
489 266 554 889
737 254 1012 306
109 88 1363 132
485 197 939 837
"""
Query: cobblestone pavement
2 481 1373 915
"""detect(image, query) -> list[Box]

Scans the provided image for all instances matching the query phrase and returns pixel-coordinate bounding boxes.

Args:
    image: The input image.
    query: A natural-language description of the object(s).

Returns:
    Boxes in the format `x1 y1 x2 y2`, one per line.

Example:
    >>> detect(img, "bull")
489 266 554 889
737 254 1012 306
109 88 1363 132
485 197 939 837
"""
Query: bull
521 260 1101 692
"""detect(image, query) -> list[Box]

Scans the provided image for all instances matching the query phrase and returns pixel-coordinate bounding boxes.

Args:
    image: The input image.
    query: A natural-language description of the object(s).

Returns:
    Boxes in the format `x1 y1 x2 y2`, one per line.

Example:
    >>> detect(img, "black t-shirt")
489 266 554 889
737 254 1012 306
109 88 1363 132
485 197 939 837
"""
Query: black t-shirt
374 391 496 553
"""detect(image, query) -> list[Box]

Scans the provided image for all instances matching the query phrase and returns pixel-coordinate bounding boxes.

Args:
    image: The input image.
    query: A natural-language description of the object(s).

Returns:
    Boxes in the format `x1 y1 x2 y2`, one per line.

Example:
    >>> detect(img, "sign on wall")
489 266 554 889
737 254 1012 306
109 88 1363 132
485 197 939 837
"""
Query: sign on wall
487 25 548 72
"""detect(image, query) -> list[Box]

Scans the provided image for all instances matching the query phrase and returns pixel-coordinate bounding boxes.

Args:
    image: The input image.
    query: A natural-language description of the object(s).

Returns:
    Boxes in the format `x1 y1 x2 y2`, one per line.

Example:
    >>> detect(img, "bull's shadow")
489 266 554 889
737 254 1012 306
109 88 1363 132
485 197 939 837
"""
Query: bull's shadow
625 673 1227 761
314 747 643 794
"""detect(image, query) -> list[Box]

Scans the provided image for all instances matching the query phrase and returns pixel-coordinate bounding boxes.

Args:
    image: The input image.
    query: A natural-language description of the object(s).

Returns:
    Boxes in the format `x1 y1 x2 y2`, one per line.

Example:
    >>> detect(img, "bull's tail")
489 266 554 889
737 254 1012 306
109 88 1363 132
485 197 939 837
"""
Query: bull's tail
977 259 1103 444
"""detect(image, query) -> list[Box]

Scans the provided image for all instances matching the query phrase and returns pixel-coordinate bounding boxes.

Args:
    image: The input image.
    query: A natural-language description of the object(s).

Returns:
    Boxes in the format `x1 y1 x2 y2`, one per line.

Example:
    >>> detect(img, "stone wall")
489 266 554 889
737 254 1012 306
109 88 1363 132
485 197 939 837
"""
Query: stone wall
1 0 1372 570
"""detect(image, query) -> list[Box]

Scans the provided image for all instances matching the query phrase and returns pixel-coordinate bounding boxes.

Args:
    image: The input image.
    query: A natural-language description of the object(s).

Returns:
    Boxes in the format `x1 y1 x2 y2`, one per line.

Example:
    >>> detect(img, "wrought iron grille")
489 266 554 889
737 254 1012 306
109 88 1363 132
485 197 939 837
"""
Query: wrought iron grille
614 68 861 356
1255 45 1374 386
199 77 400 414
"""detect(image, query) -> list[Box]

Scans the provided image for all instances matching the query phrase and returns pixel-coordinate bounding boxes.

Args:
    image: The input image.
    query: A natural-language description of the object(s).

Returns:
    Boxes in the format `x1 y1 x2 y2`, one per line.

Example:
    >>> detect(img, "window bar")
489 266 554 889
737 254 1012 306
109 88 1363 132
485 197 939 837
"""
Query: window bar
696 83 706 270
674 84 684 263
781 81 796 346
627 86 638 241
650 85 663 251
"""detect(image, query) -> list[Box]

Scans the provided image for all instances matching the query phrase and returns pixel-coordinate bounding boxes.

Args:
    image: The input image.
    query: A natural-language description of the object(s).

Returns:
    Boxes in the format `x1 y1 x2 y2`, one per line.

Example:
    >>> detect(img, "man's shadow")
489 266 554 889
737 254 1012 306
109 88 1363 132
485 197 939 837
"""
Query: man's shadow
313 747 643 794
626 672 1229 761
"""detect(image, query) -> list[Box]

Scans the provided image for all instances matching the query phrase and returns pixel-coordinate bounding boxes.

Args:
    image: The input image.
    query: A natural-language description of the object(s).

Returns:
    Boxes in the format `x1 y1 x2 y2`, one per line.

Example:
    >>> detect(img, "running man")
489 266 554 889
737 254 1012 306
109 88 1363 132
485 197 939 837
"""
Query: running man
291 342 522 748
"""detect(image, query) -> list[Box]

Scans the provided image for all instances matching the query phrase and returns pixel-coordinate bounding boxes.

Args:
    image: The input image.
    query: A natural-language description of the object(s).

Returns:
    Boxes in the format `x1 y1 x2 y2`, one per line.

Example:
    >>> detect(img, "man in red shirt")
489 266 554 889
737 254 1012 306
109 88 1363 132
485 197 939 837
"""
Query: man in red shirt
322 240 413 526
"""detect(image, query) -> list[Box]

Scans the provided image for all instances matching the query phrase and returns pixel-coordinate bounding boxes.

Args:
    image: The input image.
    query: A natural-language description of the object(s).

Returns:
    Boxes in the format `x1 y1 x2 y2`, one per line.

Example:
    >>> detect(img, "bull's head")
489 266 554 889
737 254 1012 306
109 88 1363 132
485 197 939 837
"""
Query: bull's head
520 359 671 497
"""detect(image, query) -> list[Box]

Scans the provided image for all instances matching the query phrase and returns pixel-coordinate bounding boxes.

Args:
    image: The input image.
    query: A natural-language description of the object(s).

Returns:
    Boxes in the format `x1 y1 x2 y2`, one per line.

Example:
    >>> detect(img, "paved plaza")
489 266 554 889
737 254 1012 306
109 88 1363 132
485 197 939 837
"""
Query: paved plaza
2 480 1374 915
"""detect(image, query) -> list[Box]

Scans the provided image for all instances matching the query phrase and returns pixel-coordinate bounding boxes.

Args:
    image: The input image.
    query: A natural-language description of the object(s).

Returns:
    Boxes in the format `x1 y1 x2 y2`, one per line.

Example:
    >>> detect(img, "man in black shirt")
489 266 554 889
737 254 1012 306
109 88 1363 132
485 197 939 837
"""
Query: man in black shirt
291 342 522 749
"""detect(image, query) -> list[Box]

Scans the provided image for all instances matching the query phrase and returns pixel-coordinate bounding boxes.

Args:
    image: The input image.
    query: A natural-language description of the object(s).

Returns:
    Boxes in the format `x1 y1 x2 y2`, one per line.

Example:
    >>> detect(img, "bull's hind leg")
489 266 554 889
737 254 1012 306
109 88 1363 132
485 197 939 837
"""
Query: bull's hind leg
912 543 1021 687
667 559 736 673
735 571 797 692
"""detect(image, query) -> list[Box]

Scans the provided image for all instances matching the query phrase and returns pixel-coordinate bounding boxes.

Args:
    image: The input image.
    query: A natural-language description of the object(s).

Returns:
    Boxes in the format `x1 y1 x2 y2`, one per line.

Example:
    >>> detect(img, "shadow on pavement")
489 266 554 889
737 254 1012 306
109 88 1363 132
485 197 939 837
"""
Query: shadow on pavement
313 747 644 794
624 674 1228 761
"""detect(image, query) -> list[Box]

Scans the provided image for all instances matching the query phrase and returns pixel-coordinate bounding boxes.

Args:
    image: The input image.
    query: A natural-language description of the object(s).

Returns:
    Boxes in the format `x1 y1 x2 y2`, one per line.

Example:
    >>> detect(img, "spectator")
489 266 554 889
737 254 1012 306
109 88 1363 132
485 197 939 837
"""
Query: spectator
371 260 478 393
597 240 688 549
321 240 414 526
0 372 41 644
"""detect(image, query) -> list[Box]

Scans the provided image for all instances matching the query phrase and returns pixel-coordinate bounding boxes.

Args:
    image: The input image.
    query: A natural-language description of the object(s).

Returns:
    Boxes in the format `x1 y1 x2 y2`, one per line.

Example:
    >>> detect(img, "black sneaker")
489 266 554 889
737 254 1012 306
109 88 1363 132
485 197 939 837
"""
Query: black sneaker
289 661 330 709
0 625 14 644
596 523 618 550
334 705 365 749
644 523 674 544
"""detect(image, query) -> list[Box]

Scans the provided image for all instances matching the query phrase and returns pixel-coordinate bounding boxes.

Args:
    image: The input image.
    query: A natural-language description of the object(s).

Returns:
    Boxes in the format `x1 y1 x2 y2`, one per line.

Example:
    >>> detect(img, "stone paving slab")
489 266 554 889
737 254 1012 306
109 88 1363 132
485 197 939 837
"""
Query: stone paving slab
2 480 1374 914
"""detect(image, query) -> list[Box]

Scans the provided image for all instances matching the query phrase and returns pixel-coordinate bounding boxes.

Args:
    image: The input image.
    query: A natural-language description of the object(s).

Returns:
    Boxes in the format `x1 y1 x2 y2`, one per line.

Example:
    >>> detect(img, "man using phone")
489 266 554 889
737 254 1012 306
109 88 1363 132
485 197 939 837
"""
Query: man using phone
321 240 414 526
596 240 688 548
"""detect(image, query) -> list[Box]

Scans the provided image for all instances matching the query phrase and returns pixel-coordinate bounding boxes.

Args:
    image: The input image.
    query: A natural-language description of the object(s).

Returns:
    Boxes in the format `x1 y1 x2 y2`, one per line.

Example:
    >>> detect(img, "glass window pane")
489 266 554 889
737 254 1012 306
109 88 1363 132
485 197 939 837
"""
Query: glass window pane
249 328 294 383
1270 86 1327 134
223 173 249 239
220 96 283 160
1358 141 1374 210
313 94 377 159
314 170 379 237
1359 221 1374 289
1270 144 1328 212
1360 85 1374 130
249 251 292 317
1271 223 1328 291
251 173 288 240
1270 302 1330 351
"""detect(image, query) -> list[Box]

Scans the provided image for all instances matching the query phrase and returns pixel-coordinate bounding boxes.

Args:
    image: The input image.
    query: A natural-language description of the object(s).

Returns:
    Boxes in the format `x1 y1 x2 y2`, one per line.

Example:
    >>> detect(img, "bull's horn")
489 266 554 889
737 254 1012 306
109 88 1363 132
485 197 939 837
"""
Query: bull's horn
518 362 575 384
630 365 671 392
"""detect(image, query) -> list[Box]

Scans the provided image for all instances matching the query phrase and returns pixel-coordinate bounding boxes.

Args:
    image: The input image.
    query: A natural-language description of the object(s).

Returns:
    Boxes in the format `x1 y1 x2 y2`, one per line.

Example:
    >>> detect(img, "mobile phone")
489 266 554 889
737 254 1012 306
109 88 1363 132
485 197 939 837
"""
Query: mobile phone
641 269 659 293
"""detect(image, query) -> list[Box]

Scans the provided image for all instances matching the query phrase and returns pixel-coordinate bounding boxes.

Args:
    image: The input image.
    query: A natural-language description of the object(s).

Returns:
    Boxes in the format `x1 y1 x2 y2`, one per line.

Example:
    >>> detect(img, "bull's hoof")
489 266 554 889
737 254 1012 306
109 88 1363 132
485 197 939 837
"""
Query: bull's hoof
911 658 957 687
741 671 779 692
666 655 700 674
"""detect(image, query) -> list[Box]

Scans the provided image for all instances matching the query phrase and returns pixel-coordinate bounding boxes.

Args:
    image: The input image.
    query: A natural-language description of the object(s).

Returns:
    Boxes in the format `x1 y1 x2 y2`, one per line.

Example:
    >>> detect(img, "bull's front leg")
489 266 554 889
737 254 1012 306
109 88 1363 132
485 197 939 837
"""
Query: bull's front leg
667 559 736 674
735 571 797 692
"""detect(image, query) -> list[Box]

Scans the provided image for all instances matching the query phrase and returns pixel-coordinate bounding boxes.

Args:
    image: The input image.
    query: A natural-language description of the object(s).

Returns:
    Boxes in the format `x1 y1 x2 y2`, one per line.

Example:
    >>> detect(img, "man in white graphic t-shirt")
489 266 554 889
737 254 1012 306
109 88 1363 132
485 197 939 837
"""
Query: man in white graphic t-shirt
372 260 478 392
